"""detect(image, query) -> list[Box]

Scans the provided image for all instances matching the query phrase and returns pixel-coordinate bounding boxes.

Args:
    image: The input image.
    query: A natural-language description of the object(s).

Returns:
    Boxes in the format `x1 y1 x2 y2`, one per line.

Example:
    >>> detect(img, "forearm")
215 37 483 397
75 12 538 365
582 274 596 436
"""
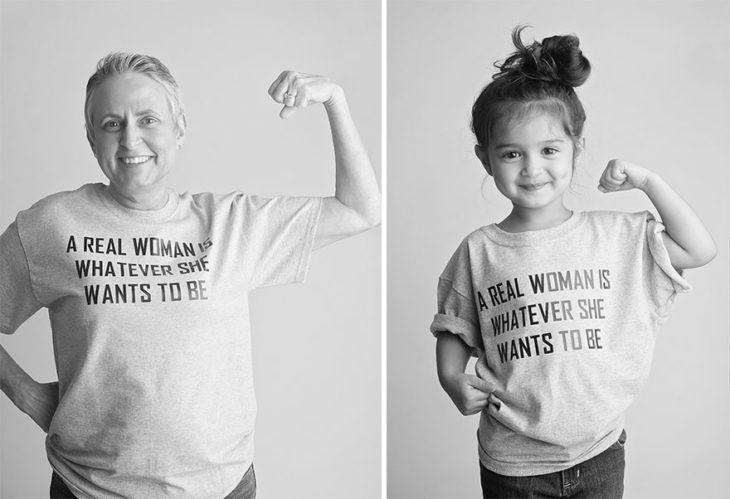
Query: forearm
0 344 36 412
640 173 716 268
324 90 381 228
436 332 472 389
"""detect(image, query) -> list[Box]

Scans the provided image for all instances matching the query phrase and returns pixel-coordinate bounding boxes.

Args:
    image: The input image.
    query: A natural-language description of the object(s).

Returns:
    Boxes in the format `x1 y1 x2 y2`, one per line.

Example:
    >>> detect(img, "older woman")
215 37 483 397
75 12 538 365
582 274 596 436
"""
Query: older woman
0 53 379 498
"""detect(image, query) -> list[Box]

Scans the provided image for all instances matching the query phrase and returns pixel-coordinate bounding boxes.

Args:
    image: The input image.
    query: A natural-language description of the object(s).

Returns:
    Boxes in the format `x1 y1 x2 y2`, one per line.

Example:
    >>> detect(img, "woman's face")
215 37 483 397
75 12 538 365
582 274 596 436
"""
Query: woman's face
89 72 183 203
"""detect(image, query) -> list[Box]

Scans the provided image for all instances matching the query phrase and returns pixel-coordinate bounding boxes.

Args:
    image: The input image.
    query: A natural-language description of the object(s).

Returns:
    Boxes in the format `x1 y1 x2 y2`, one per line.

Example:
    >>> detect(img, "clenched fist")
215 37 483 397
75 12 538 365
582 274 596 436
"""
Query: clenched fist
598 159 651 193
268 70 344 119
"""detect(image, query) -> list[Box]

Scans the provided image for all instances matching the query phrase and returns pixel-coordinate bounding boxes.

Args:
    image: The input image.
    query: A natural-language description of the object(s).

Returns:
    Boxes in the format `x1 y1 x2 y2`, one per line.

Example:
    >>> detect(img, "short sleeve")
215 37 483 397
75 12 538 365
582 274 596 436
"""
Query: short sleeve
643 213 692 320
429 241 484 356
241 195 323 290
0 221 43 334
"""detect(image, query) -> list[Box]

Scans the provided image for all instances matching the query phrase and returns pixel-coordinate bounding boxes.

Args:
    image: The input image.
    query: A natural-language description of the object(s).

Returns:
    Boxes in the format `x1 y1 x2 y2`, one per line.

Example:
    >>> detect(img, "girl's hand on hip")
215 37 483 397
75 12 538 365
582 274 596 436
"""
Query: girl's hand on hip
442 373 493 416
598 159 651 193
268 70 345 119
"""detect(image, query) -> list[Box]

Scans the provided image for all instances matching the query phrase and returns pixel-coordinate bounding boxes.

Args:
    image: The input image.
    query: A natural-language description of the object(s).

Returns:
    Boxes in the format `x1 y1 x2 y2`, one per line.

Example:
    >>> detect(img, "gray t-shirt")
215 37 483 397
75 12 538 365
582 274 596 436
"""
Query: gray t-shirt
430 211 690 476
0 183 321 498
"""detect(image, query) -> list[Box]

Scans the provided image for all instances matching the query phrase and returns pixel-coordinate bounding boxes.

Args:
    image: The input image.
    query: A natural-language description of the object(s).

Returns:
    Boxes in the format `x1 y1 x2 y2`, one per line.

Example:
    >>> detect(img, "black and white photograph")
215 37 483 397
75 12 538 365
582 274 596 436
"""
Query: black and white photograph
0 1 380 498
387 1 728 499
1 1 729 499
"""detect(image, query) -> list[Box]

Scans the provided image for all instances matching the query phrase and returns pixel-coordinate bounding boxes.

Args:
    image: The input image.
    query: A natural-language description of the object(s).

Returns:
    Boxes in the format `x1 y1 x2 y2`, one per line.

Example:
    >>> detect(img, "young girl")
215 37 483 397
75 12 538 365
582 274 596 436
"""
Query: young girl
430 26 716 499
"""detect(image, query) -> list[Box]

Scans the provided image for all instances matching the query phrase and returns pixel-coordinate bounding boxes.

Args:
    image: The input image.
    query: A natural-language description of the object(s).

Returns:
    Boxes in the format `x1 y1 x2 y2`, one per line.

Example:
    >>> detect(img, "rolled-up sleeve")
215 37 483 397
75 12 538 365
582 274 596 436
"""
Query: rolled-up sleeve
642 213 692 321
430 241 484 356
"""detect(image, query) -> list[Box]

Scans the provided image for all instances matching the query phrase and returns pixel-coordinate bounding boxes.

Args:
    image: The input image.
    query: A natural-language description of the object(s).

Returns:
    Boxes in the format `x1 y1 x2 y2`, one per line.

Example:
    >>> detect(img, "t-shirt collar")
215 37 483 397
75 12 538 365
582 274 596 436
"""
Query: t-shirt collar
94 183 180 223
480 211 584 246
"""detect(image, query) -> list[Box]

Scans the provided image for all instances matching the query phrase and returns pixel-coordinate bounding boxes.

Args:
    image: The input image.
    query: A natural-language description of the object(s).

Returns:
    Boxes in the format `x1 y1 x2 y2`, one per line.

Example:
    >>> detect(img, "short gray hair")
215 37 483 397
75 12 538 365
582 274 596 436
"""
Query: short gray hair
85 52 186 140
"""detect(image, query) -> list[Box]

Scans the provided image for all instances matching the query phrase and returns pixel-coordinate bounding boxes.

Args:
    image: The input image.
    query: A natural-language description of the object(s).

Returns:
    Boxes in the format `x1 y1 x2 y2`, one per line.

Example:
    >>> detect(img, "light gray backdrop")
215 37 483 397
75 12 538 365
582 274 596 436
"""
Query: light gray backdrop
0 1 381 498
388 1 729 498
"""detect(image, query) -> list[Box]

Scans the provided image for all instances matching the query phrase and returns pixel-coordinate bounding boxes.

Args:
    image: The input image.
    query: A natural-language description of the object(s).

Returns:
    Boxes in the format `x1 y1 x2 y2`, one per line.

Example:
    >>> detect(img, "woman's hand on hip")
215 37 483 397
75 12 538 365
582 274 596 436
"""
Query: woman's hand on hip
268 70 344 119
22 380 59 433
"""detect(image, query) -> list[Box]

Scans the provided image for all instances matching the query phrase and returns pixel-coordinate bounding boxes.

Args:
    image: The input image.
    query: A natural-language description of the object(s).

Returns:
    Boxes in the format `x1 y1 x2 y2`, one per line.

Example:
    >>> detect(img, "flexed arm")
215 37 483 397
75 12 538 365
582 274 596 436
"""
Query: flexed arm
598 159 716 270
268 71 381 249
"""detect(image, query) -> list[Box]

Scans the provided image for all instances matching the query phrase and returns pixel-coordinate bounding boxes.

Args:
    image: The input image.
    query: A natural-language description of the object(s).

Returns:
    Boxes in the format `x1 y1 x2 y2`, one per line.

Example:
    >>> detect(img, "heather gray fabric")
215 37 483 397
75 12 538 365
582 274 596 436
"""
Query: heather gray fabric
1 183 321 498
431 211 690 476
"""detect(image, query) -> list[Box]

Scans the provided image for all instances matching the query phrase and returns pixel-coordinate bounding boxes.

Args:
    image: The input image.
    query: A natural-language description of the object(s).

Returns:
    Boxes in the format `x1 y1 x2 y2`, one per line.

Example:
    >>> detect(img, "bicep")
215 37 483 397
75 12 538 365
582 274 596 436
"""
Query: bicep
314 197 377 249
661 232 699 270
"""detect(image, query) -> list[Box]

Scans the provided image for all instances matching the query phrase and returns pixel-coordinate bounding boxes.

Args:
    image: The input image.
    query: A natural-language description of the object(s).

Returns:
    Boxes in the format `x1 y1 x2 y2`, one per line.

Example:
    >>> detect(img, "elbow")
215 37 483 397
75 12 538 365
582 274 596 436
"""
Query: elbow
323 194 380 241
696 244 717 267
350 209 380 235
696 235 718 267
684 242 717 269
362 204 381 230
352 194 382 231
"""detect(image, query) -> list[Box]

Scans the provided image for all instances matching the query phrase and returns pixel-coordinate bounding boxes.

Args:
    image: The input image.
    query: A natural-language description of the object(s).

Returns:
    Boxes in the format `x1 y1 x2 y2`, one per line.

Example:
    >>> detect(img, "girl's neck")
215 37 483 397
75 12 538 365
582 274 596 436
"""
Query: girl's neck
498 204 573 233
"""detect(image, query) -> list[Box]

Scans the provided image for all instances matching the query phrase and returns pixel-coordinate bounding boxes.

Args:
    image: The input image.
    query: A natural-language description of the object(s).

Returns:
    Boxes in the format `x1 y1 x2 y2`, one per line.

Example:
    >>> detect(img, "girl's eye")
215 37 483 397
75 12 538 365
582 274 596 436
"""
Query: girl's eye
501 151 521 160
543 147 559 155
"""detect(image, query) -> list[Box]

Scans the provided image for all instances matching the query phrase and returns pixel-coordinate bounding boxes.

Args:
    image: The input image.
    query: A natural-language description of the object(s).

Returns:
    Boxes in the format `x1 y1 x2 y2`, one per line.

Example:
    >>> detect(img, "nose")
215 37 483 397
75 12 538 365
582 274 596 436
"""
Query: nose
521 154 543 177
120 123 142 149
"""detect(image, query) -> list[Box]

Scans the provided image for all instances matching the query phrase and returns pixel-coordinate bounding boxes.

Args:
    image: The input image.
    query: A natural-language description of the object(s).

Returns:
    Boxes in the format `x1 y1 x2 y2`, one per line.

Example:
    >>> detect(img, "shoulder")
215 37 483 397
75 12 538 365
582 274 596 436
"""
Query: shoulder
189 191 274 211
460 226 493 248
188 192 321 225
576 211 660 253
11 184 103 255
583 210 652 224
16 183 102 224
441 226 493 267
581 210 654 234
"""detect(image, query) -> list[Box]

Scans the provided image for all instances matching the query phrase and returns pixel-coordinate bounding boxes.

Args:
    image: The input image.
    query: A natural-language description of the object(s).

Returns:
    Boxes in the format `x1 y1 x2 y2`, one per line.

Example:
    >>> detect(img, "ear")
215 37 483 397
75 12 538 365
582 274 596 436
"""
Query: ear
574 136 586 156
86 129 97 158
474 145 493 176
176 116 186 149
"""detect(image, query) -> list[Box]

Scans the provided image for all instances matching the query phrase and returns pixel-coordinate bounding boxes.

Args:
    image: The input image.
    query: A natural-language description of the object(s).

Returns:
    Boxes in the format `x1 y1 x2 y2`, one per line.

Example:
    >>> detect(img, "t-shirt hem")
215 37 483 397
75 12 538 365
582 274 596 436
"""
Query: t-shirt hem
477 425 624 477
47 452 93 499
47 447 254 499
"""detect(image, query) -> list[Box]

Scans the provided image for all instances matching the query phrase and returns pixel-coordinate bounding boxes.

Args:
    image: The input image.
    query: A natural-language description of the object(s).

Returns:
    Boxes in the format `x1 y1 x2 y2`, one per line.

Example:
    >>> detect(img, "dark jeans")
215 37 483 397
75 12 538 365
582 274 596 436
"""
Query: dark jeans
480 430 626 499
50 464 256 499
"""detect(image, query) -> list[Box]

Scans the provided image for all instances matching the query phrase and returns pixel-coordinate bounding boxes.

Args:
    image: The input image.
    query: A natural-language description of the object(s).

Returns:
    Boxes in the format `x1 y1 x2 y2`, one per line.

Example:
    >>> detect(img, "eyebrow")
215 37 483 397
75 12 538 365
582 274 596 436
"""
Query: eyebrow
494 139 566 149
98 109 162 121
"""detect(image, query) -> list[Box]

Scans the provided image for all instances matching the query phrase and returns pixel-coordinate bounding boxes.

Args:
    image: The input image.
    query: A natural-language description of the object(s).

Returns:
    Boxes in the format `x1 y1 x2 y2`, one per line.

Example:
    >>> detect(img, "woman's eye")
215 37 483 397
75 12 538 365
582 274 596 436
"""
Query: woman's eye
142 117 158 126
102 121 120 130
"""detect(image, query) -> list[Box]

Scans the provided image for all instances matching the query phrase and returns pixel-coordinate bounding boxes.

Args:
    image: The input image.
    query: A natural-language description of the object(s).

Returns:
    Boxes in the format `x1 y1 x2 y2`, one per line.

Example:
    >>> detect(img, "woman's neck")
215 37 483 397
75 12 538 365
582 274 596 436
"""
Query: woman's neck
498 204 573 233
107 185 170 211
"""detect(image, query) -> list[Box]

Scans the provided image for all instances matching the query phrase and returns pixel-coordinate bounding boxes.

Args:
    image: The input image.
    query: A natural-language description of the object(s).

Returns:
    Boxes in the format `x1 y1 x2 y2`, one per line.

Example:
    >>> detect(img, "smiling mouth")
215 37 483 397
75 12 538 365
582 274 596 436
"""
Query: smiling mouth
521 182 549 191
118 156 154 165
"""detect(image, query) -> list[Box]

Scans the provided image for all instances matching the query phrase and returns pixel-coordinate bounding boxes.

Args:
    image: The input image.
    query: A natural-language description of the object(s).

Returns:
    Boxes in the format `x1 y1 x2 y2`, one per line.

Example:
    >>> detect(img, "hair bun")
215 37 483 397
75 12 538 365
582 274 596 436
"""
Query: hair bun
497 26 591 88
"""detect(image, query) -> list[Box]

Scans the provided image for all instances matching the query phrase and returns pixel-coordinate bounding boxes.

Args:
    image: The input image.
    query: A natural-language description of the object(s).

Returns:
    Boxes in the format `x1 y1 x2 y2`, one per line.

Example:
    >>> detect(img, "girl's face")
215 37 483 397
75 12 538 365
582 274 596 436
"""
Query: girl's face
482 112 575 214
